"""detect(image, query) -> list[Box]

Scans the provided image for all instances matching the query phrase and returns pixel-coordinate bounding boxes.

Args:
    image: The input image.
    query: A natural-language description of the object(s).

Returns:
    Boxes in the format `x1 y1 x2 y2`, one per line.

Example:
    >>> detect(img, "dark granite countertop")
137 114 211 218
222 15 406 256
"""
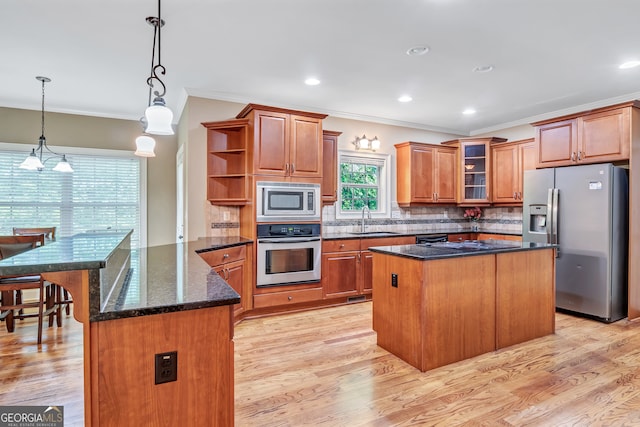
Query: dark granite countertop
0 232 253 322
368 240 556 261
322 229 521 240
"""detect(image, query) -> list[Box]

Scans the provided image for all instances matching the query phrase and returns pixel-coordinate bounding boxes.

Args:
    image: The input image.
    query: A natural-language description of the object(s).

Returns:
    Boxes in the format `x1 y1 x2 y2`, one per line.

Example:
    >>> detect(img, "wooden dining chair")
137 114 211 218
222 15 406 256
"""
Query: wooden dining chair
0 234 55 344
12 227 72 321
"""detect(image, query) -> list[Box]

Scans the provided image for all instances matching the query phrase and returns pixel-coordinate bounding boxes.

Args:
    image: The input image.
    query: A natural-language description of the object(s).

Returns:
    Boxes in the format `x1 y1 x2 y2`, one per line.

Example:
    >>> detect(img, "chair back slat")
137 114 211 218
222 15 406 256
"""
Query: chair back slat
0 234 45 260
13 227 56 241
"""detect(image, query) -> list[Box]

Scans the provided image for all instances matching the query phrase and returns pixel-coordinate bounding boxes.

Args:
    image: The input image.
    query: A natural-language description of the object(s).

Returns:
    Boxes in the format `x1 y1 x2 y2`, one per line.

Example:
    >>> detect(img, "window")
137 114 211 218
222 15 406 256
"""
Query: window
0 143 146 249
337 151 390 219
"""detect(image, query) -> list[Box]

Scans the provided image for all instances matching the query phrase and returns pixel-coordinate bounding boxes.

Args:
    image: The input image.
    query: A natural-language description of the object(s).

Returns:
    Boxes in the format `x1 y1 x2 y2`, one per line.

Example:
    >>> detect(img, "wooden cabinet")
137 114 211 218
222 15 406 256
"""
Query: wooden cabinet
442 137 507 206
322 236 415 298
533 102 638 168
491 138 536 204
202 119 250 205
236 104 327 178
322 130 341 204
253 287 323 309
198 245 248 318
476 233 522 242
395 141 457 206
448 233 472 242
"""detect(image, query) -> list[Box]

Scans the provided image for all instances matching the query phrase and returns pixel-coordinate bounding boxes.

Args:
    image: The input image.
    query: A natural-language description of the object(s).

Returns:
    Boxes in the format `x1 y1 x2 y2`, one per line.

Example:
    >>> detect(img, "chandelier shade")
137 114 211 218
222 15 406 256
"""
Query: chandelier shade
135 134 157 157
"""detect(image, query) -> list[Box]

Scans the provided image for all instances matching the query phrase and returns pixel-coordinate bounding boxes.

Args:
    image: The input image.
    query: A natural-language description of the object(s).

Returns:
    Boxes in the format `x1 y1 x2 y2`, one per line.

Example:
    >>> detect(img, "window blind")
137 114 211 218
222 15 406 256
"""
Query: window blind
0 148 142 250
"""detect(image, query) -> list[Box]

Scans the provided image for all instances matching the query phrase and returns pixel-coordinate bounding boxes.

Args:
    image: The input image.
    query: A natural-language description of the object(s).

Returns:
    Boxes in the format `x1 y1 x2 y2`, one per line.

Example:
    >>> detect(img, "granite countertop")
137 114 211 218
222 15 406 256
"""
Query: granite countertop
0 232 253 322
322 229 521 240
368 240 556 261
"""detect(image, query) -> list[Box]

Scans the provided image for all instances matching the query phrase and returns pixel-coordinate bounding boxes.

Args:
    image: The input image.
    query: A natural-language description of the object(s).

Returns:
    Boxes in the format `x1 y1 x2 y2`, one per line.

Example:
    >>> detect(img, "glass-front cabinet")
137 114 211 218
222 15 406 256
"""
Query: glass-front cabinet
442 137 507 205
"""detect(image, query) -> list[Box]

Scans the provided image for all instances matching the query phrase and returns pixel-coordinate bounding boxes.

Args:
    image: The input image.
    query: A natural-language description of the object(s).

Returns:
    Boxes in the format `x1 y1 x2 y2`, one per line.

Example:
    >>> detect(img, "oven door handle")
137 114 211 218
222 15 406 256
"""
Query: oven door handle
258 237 321 244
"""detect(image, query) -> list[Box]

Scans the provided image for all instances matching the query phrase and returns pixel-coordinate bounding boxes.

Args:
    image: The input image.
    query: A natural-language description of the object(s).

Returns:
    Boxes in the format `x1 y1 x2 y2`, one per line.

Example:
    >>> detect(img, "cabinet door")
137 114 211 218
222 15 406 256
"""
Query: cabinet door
517 140 536 199
536 119 577 167
254 111 289 176
491 143 518 204
322 251 359 298
322 131 339 204
289 115 322 177
578 107 630 163
410 145 436 203
361 250 373 294
434 147 457 203
460 141 491 204
214 260 244 316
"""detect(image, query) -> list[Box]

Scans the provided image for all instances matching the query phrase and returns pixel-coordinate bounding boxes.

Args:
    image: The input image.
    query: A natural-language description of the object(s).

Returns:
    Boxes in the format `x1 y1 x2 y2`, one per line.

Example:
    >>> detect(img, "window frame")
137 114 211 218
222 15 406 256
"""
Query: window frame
336 150 391 220
0 142 148 248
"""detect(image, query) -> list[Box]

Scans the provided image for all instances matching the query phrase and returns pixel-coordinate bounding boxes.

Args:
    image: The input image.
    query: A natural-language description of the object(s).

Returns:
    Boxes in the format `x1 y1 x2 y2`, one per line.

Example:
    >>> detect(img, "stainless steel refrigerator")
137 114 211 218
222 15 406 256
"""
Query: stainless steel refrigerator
523 163 628 322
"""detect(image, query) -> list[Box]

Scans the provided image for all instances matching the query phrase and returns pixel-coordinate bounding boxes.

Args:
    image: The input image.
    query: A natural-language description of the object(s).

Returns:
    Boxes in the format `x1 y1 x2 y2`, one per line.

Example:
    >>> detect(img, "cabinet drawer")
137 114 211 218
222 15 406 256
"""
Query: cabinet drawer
253 287 323 309
361 236 415 250
198 245 246 267
322 239 360 252
477 233 522 241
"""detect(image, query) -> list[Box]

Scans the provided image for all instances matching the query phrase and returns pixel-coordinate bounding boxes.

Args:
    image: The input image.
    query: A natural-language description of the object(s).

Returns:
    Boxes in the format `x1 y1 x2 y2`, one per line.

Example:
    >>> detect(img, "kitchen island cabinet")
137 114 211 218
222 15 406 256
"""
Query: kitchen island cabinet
370 241 555 372
0 232 242 426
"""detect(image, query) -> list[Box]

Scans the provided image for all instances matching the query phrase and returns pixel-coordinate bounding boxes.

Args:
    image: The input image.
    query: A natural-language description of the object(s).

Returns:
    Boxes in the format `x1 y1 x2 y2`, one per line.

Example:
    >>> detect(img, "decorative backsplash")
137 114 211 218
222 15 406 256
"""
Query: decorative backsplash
206 203 523 237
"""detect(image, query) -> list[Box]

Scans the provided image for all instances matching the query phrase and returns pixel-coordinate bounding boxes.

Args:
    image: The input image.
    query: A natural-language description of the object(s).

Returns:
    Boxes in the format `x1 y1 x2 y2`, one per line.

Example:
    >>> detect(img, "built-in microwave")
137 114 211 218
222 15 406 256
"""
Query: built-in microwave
256 181 320 222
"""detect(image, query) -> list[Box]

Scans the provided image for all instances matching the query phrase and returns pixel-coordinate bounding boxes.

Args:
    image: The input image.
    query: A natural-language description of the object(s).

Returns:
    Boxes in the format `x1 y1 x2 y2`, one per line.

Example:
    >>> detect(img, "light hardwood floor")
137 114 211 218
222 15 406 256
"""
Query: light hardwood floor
3 302 640 426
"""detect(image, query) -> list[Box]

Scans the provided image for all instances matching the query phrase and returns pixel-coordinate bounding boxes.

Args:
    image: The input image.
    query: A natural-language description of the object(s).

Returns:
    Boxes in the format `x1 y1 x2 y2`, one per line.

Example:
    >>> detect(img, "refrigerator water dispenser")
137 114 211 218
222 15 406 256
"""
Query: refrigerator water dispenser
529 205 547 233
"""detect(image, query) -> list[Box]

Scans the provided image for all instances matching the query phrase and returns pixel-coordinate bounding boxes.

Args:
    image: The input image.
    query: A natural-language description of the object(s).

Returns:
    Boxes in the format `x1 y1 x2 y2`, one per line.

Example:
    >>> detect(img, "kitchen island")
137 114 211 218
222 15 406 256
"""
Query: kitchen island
369 240 556 372
0 232 248 427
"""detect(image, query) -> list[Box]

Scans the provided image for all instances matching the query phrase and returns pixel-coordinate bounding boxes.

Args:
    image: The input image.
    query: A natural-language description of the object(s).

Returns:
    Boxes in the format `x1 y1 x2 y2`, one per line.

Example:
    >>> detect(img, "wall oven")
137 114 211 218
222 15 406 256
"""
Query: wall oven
256 223 321 287
256 181 320 222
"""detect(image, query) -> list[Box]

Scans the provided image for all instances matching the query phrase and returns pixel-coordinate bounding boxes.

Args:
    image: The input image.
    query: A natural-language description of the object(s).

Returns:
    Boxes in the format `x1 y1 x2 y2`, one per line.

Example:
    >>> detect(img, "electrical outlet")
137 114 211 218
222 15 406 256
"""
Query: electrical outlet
155 351 178 385
391 211 401 219
391 273 398 288
443 209 448 219
223 211 230 221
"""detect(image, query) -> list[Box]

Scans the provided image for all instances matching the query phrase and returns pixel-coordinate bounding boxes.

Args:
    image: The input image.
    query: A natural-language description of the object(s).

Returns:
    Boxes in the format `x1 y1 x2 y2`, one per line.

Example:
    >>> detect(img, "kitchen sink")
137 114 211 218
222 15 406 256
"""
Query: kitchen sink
348 231 401 236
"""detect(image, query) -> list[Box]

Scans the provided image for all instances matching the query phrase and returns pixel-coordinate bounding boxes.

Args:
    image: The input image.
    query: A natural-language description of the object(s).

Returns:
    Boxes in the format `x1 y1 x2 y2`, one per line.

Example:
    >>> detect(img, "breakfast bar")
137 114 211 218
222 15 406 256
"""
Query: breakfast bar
369 240 557 372
0 231 245 426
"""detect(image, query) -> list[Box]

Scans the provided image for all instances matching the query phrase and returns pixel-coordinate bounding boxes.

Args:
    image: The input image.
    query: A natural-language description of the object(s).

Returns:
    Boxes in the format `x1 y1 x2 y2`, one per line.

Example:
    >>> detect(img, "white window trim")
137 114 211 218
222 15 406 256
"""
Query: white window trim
0 142 148 248
336 150 391 220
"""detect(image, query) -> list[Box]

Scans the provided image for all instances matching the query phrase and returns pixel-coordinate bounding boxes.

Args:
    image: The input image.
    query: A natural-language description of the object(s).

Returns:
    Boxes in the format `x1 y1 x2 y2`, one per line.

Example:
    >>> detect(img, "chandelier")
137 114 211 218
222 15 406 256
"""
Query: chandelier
20 76 73 173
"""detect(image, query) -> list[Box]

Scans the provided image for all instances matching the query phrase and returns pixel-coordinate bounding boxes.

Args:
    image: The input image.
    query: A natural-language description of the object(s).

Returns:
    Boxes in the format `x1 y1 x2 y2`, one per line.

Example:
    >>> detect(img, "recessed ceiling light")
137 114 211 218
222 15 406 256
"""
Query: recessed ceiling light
406 46 429 56
398 95 413 103
473 65 494 73
619 61 640 69
305 77 320 86
462 108 476 115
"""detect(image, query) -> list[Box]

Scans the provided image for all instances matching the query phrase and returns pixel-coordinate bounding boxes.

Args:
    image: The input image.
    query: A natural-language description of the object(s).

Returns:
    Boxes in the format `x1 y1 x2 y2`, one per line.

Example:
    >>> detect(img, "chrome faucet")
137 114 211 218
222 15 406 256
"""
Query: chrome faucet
361 206 371 233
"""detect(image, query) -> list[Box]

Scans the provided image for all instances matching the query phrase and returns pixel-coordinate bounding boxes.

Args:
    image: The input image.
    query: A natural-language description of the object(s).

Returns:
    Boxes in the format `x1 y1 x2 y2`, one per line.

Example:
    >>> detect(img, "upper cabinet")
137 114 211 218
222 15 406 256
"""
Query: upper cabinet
322 130 341 205
395 141 457 206
533 101 639 168
491 138 536 205
442 137 506 206
202 119 250 205
236 104 328 179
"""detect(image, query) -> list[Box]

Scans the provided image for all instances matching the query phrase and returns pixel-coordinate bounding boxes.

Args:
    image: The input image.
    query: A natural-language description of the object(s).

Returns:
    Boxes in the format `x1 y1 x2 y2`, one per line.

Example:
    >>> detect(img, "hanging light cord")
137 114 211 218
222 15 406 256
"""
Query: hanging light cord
37 77 63 159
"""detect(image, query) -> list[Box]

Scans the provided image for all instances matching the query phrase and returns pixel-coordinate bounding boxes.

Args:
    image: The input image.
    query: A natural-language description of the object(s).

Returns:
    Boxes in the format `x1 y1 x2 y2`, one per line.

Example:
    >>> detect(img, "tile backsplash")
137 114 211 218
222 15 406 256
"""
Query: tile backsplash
206 203 523 237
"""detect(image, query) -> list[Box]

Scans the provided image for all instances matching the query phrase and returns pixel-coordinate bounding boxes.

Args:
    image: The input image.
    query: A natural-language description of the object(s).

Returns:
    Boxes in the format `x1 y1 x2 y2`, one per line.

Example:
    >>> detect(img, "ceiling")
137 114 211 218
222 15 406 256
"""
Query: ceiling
3 0 640 136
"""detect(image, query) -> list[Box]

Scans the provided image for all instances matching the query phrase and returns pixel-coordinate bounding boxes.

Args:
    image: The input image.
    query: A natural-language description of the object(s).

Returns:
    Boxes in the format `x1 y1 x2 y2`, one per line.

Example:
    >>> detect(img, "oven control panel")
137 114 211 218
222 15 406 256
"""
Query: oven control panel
257 223 321 238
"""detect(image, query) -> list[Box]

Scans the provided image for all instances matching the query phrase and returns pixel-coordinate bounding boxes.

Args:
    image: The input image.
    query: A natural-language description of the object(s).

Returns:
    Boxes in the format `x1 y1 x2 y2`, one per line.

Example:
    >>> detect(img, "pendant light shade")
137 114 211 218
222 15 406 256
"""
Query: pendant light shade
52 155 74 173
20 149 45 170
144 97 174 135
135 134 157 157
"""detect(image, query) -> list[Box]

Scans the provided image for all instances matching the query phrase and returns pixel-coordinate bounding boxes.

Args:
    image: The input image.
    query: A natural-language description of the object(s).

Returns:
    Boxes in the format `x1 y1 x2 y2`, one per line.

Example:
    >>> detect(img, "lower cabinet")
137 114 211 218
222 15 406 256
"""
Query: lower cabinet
198 245 248 318
476 233 522 242
253 287 323 309
322 236 415 298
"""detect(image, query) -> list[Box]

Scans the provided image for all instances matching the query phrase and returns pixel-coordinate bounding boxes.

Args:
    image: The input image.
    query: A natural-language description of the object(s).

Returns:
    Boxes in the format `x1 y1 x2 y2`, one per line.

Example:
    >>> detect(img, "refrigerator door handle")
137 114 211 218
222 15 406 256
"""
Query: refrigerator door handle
551 188 559 247
546 188 554 244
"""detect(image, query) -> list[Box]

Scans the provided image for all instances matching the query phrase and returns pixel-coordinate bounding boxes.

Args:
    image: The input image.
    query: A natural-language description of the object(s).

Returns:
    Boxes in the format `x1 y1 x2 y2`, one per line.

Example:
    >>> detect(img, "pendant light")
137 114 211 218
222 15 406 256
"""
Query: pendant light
143 0 173 135
20 76 73 172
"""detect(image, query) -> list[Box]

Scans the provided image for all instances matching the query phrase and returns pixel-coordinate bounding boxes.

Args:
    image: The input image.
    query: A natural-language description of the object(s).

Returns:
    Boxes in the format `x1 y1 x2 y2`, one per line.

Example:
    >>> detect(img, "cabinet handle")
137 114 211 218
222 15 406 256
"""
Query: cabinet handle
288 296 293 301
339 244 345 248
571 152 576 162
223 253 229 259
513 192 517 199
291 163 295 174
357 253 361 263
285 163 289 174
578 151 584 160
